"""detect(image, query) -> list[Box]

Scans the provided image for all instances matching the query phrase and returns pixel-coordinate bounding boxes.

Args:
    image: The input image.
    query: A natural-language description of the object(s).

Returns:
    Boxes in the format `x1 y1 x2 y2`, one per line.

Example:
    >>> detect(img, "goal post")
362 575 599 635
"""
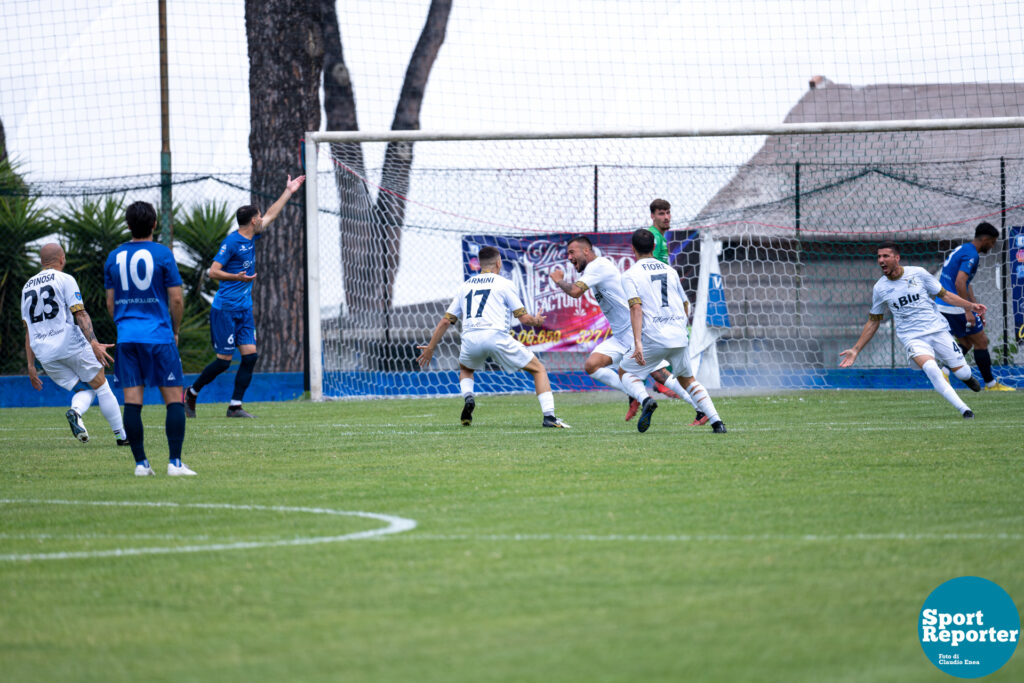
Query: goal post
305 119 1024 400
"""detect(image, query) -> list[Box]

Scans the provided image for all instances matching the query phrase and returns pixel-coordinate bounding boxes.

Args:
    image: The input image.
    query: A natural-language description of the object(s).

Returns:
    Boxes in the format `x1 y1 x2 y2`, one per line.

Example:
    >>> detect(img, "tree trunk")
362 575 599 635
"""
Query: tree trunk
245 0 324 372
322 0 450 368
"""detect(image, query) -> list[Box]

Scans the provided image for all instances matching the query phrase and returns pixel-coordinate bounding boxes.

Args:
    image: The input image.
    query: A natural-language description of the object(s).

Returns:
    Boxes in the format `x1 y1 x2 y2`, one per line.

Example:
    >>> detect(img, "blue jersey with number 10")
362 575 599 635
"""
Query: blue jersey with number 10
104 241 182 343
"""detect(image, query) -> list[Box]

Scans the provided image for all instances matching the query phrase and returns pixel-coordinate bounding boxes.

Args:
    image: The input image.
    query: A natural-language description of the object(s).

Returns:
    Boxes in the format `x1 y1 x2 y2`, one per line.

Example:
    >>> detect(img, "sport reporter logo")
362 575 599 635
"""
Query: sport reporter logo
919 576 1020 678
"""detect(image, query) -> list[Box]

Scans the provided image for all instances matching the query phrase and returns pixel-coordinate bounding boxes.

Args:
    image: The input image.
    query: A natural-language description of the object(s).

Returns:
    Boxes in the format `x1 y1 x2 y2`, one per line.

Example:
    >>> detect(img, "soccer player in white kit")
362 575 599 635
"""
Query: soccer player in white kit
619 229 727 434
839 241 986 418
549 235 705 421
417 246 570 428
21 243 127 445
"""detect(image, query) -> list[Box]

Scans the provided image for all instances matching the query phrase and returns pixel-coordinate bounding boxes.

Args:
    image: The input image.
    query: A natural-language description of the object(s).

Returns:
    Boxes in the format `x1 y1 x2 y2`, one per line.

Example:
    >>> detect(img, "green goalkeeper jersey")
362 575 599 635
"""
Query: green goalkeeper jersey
647 226 670 264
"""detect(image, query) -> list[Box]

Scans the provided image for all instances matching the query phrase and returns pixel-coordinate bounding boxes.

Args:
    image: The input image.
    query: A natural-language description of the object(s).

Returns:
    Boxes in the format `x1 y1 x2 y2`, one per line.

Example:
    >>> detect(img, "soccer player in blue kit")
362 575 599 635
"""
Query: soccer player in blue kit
935 221 1014 391
105 201 195 476
184 174 305 418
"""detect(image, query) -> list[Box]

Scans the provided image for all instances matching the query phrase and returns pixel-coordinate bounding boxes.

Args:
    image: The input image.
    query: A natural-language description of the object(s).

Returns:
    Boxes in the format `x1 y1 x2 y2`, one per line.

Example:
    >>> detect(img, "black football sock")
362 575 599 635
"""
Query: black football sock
973 348 994 383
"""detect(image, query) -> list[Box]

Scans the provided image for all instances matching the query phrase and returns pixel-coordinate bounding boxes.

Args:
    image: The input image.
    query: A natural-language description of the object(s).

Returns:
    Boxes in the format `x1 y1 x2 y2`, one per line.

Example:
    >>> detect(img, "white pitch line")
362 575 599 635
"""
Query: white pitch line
0 499 417 562
393 532 1024 543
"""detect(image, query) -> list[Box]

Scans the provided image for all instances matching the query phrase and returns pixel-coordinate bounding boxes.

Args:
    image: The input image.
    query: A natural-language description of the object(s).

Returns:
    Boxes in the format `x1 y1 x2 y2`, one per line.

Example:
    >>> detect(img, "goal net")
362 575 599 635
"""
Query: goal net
306 119 1024 399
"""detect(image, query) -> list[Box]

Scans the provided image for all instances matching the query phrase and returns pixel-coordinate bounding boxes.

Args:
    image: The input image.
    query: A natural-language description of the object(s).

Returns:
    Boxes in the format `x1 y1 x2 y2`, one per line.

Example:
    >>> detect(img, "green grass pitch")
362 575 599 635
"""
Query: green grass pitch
1 389 1022 682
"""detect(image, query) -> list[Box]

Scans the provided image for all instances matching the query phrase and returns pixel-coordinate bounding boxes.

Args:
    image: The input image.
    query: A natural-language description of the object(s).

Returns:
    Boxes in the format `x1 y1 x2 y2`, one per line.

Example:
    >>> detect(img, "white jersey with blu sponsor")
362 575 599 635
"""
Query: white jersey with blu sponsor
446 271 526 334
621 258 690 348
870 266 948 344
576 256 631 341
21 268 89 363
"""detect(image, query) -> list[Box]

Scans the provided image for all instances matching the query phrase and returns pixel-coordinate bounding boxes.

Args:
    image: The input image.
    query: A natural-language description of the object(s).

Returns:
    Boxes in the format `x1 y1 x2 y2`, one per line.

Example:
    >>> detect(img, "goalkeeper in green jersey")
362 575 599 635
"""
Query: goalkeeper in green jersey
627 198 707 426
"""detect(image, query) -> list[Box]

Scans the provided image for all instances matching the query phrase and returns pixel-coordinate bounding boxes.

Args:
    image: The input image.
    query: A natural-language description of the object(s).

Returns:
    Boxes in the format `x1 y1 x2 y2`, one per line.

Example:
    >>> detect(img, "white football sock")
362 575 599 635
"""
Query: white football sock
620 372 651 404
537 391 555 416
922 359 969 413
71 389 95 417
459 377 474 398
94 381 126 440
662 375 698 409
685 381 720 424
588 366 625 392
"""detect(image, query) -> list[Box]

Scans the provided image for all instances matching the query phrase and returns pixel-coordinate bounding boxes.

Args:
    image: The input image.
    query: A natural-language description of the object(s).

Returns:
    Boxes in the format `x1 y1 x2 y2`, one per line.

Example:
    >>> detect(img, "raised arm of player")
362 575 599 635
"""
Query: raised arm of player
839 315 883 368
72 308 114 367
256 175 306 233
417 314 455 368
550 269 586 298
208 261 257 282
938 287 986 317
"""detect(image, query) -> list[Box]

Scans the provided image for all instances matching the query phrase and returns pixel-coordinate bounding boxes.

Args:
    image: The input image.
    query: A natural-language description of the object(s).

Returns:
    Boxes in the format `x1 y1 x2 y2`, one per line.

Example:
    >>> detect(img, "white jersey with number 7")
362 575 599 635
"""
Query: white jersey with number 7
621 258 690 348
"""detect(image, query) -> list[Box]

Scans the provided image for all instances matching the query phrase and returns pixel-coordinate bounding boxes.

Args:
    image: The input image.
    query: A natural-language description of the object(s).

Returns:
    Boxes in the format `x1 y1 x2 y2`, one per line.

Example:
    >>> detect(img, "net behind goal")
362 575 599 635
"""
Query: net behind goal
305 121 1024 399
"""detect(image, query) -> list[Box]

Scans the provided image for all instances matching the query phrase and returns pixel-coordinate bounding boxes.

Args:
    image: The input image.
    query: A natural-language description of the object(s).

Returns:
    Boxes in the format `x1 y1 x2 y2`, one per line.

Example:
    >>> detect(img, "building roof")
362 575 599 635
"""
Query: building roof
691 79 1024 240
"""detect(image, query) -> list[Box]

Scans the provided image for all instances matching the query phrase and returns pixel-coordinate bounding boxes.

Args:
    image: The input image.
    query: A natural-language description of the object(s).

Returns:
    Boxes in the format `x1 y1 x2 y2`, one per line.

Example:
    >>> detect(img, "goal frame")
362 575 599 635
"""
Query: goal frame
304 117 1024 400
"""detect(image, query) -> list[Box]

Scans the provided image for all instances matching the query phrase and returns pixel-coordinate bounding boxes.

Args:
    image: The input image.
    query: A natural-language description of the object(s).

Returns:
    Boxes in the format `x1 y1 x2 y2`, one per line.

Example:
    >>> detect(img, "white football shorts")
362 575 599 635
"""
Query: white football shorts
619 344 693 380
459 330 536 372
592 334 671 372
904 330 967 368
40 345 102 390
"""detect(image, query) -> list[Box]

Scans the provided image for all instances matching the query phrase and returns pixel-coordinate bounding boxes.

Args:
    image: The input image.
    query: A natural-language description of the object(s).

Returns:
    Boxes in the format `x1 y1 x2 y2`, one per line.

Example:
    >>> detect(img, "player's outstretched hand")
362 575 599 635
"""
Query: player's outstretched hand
91 341 115 367
838 348 857 368
416 345 433 369
286 175 306 193
631 343 645 367
238 272 257 282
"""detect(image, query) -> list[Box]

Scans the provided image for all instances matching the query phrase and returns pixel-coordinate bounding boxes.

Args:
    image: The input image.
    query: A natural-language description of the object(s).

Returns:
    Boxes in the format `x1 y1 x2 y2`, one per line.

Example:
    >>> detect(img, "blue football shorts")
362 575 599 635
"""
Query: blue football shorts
941 311 984 338
210 306 257 354
115 342 184 388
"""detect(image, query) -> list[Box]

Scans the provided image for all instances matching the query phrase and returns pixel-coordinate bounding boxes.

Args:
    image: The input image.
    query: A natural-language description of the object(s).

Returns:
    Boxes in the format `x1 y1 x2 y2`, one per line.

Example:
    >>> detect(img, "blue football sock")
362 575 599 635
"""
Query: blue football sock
123 403 146 463
166 403 186 462
232 353 258 402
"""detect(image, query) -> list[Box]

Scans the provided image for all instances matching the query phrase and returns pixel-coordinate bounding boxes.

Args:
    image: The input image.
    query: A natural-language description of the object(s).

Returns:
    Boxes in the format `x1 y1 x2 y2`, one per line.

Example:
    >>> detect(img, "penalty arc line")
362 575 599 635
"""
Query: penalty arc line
0 499 417 562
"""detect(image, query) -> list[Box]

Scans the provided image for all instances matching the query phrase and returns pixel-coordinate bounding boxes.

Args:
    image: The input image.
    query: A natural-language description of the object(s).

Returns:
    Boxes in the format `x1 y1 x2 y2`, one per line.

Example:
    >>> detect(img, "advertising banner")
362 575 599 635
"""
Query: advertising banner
1011 226 1024 344
462 232 636 353
461 231 730 356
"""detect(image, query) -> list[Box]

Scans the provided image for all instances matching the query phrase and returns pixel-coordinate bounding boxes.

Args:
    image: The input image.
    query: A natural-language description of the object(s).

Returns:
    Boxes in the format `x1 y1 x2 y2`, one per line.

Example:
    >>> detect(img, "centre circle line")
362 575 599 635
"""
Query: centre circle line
0 499 417 562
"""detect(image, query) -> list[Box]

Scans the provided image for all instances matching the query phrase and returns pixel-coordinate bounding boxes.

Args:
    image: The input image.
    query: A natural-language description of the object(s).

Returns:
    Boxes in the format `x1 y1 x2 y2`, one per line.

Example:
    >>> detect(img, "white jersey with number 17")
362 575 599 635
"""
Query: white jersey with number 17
621 258 690 348
446 272 526 334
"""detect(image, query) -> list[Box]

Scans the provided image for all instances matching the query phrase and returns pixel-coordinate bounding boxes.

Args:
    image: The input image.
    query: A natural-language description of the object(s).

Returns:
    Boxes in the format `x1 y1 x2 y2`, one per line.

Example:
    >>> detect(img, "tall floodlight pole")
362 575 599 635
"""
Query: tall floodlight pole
159 0 173 244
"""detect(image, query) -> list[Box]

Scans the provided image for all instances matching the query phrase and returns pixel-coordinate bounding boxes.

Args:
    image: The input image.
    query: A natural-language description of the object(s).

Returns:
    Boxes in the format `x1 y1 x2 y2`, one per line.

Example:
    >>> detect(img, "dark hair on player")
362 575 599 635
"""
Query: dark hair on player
649 198 670 214
478 246 500 264
125 201 157 238
236 205 260 227
877 240 900 255
632 228 656 254
568 235 593 249
975 221 999 239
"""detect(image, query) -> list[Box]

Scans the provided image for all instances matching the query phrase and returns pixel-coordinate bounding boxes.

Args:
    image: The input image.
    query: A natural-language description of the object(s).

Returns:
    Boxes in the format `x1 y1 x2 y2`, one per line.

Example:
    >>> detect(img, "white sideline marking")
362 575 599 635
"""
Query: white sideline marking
0 499 417 562
395 532 1024 543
